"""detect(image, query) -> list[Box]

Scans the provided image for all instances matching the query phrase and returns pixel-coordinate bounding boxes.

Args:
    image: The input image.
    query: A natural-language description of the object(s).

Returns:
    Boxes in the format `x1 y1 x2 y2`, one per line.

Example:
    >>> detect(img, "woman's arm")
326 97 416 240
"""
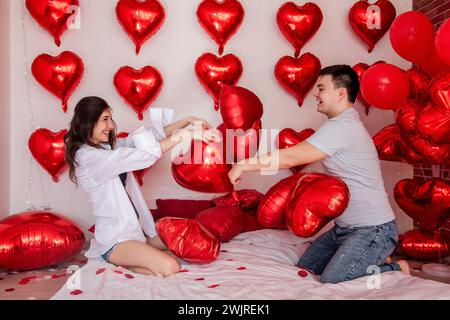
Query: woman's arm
163 117 212 137
159 128 219 153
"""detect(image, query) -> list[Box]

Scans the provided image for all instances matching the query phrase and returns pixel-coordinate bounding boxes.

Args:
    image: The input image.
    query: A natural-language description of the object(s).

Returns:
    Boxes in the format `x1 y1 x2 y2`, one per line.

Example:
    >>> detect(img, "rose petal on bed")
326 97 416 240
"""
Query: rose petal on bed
0 277 3 280
220 250 228 253
297 269 308 278
207 284 220 288
70 289 83 295
51 275 61 279
237 266 247 270
124 274 135 279
195 278 205 281
19 279 30 285
96 268 106 275
179 268 189 273
113 270 123 275
5 288 15 292
226 258 234 261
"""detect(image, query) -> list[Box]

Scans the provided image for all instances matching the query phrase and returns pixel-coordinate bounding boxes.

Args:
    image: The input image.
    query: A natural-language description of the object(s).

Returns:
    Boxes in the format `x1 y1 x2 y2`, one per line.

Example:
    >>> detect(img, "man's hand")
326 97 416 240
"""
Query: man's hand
228 164 244 185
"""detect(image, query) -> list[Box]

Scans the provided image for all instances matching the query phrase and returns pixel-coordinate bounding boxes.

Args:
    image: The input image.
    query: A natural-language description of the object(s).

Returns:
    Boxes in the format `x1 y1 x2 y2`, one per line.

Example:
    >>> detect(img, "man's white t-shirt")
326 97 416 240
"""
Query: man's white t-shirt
306 108 395 227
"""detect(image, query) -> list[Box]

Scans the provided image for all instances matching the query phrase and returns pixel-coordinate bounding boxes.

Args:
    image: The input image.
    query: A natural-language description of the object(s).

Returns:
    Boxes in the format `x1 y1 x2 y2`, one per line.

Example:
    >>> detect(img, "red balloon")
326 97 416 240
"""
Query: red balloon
117 132 152 185
406 67 430 104
276 2 323 58
429 71 450 114
394 178 450 231
435 19 450 66
196 0 244 55
257 173 305 229
418 46 450 79
171 140 233 193
217 120 261 163
389 11 434 63
219 84 264 131
402 133 450 164
196 206 245 242
26 0 79 47
348 0 396 53
28 128 67 182
400 229 449 261
114 66 163 121
0 211 85 271
274 53 322 107
417 104 450 144
31 51 84 113
116 0 165 55
276 128 315 173
353 61 386 114
241 214 265 233
395 100 424 135
286 173 349 238
360 63 410 110
156 217 220 264
213 189 264 211
195 53 243 111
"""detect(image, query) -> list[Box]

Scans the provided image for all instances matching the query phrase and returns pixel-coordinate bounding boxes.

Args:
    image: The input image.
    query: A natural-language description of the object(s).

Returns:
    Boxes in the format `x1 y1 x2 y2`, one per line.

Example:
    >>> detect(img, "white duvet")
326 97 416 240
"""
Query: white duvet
51 229 450 300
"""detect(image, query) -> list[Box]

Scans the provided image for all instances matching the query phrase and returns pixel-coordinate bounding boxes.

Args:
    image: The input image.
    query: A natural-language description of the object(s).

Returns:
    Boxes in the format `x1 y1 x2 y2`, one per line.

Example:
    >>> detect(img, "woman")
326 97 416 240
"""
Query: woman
65 96 217 276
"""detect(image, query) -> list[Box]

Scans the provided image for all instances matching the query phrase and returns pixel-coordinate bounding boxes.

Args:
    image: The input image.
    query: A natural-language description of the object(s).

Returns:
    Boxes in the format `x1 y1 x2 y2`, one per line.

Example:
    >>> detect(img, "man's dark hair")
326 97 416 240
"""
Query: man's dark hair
318 65 360 103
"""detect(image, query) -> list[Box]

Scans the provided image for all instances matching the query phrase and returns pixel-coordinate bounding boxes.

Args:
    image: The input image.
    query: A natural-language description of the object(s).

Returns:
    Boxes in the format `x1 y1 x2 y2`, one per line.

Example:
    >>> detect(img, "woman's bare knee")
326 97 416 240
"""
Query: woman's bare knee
159 256 180 277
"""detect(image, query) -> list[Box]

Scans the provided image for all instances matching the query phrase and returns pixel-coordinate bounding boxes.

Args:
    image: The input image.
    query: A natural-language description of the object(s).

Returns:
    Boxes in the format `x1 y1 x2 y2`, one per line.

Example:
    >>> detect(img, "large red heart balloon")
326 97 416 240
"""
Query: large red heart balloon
26 0 79 47
172 140 233 193
219 84 263 131
402 133 450 165
217 120 261 163
32 51 84 113
274 53 321 108
429 71 450 114
117 132 151 185
400 229 449 261
286 173 349 238
114 66 163 121
406 67 430 104
196 206 245 242
276 2 323 58
276 128 315 173
394 178 450 231
28 128 68 182
196 0 244 55
156 217 220 264
0 211 85 271
116 0 165 55
417 104 450 144
348 0 396 53
195 53 243 111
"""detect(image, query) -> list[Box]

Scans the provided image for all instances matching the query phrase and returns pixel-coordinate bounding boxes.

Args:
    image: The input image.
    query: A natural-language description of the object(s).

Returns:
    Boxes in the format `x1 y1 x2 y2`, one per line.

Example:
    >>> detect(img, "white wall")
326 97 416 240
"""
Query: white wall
9 0 413 233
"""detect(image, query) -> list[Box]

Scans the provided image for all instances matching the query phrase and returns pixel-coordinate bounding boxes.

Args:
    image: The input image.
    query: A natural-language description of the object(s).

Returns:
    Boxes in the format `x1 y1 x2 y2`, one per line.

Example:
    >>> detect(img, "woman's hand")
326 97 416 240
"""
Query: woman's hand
184 117 213 130
228 164 244 185
188 128 221 144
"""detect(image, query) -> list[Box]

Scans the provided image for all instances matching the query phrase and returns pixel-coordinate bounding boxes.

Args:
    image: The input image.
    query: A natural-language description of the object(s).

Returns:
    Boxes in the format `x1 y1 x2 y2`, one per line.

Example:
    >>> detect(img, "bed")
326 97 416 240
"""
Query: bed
51 228 450 300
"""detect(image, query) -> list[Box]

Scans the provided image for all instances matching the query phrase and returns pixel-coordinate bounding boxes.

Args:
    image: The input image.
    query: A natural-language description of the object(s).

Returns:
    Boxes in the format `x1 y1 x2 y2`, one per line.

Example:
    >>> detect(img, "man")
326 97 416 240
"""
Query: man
228 65 409 284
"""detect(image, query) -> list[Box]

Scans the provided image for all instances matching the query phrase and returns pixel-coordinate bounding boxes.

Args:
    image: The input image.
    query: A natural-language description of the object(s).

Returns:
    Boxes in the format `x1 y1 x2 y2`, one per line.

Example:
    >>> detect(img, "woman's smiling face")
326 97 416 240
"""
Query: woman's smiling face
91 108 115 145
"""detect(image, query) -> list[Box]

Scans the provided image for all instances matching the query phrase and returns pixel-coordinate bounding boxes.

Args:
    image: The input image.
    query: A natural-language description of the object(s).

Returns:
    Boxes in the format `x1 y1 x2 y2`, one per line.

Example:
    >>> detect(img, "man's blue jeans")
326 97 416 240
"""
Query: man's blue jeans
297 220 401 284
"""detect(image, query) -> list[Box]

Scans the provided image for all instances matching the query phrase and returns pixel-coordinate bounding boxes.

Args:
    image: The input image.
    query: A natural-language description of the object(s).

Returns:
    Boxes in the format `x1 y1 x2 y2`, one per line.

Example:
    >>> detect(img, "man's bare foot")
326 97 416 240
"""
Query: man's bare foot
384 256 392 264
396 260 410 276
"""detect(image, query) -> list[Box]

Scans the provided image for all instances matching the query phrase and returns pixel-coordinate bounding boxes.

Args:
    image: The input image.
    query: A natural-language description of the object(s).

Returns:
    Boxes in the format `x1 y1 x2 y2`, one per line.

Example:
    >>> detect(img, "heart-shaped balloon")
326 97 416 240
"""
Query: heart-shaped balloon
219 84 263 131
117 132 151 185
0 211 85 271
348 0 396 53
406 67 430 104
276 2 323 58
402 133 450 165
156 217 220 264
417 104 450 144
394 178 450 231
196 0 244 55
26 0 79 47
395 100 423 135
31 51 84 113
353 61 386 114
28 128 68 182
286 173 349 238
274 53 321 107
172 140 233 193
114 66 163 121
195 53 243 111
276 128 315 173
400 228 449 261
116 0 165 55
429 71 450 114
217 120 261 163
196 206 245 242
213 189 264 211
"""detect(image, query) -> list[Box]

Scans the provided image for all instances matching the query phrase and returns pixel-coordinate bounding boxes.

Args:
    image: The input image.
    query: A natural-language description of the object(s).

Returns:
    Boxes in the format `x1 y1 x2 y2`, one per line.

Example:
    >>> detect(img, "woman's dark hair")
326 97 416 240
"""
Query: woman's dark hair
65 96 116 184
318 65 360 103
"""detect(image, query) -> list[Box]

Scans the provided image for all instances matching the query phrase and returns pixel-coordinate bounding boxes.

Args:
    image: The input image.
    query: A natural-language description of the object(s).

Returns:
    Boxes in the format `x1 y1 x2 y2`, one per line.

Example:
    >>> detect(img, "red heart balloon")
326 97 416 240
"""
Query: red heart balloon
217 120 261 163
26 0 79 47
276 2 323 58
406 67 430 104
417 104 450 144
219 84 263 131
394 178 450 231
195 53 243 111
114 66 163 121
0 211 85 271
172 140 233 193
196 206 245 242
274 53 321 107
28 128 68 182
276 128 315 173
156 217 220 264
400 229 449 261
31 51 84 113
116 0 165 55
117 132 151 185
353 61 386 114
196 0 244 55
286 173 349 238
395 100 424 135
348 0 396 53
430 71 450 114
213 189 264 211
402 133 450 165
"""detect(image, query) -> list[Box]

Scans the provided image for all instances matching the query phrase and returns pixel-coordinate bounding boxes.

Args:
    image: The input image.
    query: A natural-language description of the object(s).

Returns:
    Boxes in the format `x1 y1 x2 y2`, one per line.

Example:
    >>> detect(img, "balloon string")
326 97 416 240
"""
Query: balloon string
136 45 141 56
218 45 224 56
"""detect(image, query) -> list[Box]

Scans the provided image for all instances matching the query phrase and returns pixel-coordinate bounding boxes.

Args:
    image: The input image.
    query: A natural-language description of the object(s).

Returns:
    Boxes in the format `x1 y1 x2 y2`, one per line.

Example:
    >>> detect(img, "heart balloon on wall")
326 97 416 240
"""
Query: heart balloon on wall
114 66 163 121
276 2 323 58
116 0 165 55
196 0 244 55
26 0 79 47
274 53 321 108
0 211 85 271
348 0 396 53
28 129 68 182
276 128 315 173
195 53 243 111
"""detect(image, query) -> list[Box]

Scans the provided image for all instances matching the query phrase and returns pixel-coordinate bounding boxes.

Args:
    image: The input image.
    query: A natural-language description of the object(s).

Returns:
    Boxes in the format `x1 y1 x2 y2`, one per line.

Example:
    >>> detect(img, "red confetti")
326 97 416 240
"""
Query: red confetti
19 280 30 285
124 274 135 279
96 268 106 275
179 268 189 273
297 269 308 278
237 266 246 270
113 270 123 275
23 276 38 281
220 250 228 253
195 278 205 281
51 275 61 279
227 258 234 261
70 290 83 295
0 277 3 280
207 284 220 288
5 288 15 292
